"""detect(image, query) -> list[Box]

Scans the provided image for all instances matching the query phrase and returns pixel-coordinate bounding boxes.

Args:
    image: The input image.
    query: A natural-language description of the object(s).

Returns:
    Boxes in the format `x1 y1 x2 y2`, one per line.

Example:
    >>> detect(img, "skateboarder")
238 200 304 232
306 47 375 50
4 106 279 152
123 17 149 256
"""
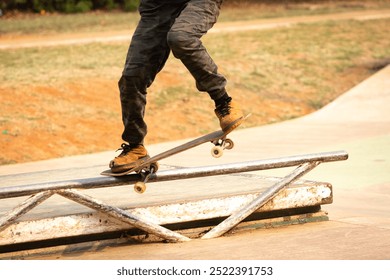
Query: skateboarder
110 0 244 173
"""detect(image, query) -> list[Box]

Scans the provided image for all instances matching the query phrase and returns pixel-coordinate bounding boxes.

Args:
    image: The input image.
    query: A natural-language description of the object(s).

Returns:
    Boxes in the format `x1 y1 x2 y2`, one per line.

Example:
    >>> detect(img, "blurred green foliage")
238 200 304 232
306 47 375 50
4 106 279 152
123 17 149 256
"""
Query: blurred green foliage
0 0 140 13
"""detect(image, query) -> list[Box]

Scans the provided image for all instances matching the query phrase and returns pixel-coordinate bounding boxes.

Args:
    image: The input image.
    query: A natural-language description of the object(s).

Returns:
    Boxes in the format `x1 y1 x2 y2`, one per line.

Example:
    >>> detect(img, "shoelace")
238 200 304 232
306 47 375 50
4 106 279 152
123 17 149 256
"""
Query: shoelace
116 143 132 155
216 102 232 117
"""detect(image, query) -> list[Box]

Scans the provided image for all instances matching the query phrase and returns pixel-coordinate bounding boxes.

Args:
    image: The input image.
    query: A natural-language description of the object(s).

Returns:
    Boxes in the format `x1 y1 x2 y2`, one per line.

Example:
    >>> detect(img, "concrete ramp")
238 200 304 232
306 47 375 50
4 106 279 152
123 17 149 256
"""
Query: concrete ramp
303 66 390 123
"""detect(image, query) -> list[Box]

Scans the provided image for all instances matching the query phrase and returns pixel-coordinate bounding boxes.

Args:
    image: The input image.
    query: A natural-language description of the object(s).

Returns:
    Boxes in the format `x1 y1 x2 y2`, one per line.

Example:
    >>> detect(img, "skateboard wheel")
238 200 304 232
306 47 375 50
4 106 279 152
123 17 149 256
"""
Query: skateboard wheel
211 146 223 158
134 182 146 194
224 138 234 150
150 162 159 173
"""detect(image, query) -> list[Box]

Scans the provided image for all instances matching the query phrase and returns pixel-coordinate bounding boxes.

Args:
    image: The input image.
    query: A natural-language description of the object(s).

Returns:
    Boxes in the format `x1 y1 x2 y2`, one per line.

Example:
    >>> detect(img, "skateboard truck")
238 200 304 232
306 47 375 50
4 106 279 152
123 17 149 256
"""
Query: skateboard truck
134 162 159 194
133 137 233 193
211 138 234 158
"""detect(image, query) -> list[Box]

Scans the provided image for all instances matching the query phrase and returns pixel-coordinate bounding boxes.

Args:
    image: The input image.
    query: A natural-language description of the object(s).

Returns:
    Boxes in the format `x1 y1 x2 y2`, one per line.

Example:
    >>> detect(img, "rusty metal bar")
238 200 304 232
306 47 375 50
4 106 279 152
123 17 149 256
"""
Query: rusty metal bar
0 191 53 232
0 151 348 199
57 189 191 242
202 161 320 239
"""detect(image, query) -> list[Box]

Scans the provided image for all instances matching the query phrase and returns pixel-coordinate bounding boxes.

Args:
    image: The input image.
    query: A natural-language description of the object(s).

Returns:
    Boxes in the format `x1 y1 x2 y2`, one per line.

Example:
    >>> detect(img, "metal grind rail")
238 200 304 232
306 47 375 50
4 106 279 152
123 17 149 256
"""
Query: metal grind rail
0 151 348 242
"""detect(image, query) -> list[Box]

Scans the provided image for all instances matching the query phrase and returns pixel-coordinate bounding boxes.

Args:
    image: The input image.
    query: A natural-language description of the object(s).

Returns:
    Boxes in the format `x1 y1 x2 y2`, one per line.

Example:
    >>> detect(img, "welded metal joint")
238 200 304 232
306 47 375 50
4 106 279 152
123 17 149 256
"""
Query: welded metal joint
0 191 53 232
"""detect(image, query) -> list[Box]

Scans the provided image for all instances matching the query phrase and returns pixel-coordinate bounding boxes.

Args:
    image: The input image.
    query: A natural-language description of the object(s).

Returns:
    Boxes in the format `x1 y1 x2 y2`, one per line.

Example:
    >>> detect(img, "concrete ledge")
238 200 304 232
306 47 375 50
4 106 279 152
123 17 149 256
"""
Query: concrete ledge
0 209 328 259
0 174 332 249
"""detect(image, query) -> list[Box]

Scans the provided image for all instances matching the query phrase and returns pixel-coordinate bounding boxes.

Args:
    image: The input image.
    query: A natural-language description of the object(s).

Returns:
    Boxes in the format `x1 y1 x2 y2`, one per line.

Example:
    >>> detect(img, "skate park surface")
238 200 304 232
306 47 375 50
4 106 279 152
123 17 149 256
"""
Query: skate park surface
1 59 389 259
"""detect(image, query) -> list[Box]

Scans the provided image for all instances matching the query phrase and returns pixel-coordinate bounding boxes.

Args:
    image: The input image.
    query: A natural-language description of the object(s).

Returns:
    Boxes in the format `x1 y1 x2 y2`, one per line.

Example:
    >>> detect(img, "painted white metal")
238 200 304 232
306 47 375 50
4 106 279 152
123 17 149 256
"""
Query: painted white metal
57 189 191 242
0 151 348 199
0 191 53 232
0 181 331 245
202 162 319 239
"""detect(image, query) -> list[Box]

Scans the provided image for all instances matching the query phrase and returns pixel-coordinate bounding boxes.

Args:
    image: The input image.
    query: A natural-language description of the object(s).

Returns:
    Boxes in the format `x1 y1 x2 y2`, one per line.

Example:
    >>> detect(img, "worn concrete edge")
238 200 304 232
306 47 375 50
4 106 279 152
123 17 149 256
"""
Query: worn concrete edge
0 210 328 259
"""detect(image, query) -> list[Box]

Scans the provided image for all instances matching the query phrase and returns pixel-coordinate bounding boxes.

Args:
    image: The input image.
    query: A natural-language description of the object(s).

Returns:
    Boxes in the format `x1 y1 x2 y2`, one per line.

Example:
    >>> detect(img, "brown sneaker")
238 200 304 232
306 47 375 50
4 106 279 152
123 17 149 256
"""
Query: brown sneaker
214 97 245 134
109 143 150 173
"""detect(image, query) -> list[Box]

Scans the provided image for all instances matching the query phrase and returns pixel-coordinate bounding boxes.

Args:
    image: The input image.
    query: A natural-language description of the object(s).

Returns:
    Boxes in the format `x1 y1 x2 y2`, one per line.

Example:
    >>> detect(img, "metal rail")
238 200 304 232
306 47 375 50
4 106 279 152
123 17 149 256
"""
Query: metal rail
0 151 348 199
0 150 348 242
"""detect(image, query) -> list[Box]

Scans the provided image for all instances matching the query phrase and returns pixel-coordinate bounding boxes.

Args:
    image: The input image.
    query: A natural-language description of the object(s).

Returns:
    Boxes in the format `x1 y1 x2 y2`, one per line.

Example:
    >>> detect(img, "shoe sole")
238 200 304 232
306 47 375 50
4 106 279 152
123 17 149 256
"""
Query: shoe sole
222 115 245 134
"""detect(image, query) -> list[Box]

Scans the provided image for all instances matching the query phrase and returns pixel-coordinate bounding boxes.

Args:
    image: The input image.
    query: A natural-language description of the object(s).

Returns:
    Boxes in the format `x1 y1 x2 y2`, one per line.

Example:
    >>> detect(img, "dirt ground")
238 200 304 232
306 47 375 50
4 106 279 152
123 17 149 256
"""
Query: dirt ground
0 65 372 166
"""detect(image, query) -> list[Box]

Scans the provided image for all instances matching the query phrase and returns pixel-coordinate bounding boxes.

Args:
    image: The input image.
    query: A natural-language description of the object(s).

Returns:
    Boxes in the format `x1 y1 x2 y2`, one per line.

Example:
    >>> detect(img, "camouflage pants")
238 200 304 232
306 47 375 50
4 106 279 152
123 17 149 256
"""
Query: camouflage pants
119 0 226 144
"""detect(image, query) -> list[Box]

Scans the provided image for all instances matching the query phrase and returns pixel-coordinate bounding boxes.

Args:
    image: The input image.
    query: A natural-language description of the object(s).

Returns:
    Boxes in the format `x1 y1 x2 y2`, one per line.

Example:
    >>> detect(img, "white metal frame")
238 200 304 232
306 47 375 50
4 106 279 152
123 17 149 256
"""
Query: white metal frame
0 151 348 243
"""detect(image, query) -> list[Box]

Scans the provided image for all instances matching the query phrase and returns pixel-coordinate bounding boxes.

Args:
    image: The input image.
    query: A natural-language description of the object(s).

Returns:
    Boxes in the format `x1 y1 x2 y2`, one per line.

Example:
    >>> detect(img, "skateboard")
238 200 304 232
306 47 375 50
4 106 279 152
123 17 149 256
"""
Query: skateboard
101 114 250 193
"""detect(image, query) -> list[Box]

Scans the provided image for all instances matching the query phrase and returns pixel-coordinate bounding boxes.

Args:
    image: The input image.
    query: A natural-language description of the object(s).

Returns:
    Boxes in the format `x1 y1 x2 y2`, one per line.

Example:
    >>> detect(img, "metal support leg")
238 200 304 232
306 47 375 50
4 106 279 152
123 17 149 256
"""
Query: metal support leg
57 189 191 242
202 161 320 239
0 191 53 232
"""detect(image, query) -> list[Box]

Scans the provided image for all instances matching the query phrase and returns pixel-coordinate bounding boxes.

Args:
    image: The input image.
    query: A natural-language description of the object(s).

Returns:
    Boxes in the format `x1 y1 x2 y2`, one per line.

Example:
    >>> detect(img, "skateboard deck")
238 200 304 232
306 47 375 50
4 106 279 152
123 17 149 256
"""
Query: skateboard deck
101 114 250 192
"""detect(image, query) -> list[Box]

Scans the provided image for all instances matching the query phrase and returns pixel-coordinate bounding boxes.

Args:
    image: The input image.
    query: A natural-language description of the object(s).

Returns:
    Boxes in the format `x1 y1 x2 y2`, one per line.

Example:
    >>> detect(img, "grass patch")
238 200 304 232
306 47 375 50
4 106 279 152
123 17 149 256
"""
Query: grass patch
0 11 141 35
1 18 389 98
203 18 390 108
153 86 193 107
1 1 390 35
0 43 126 85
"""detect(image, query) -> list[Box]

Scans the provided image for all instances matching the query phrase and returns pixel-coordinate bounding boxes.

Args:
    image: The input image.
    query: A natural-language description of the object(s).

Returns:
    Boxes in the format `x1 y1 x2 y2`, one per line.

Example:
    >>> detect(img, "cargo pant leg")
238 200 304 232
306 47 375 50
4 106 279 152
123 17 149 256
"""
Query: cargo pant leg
119 2 183 144
167 0 227 101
